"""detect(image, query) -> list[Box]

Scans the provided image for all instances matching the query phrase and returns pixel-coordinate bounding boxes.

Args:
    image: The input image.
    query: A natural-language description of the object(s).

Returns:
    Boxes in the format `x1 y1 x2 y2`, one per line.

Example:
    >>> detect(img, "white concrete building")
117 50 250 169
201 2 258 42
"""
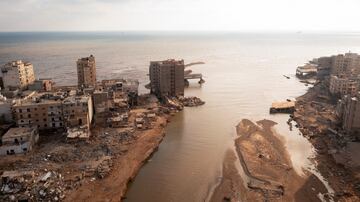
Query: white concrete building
1 60 35 90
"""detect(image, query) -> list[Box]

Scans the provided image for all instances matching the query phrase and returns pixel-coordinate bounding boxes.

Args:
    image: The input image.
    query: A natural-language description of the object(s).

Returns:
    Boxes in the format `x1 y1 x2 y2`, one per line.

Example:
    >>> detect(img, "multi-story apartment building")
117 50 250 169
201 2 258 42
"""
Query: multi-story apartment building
12 96 64 130
12 92 93 131
331 53 360 75
1 60 35 90
329 75 359 97
316 56 333 69
77 55 96 88
62 95 93 129
342 94 360 135
149 59 185 98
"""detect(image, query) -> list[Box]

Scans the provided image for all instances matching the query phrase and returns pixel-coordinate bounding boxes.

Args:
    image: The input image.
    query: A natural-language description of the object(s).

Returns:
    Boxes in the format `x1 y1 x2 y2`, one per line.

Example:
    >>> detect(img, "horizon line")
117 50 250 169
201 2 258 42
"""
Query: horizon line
1 30 360 34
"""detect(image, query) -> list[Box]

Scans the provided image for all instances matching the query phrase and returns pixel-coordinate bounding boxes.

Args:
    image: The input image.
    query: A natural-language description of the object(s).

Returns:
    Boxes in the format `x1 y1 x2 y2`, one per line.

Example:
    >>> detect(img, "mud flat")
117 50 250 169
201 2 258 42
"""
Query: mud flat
211 119 329 202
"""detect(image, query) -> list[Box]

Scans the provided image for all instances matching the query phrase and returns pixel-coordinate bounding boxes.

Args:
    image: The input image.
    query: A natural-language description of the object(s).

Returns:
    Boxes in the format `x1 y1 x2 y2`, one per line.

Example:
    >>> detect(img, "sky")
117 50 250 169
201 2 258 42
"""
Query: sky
1 0 360 32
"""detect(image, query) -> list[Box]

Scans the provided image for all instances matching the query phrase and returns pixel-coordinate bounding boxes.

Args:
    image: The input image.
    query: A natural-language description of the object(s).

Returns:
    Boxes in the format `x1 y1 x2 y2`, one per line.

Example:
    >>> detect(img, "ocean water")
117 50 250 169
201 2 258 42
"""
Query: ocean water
1 32 360 201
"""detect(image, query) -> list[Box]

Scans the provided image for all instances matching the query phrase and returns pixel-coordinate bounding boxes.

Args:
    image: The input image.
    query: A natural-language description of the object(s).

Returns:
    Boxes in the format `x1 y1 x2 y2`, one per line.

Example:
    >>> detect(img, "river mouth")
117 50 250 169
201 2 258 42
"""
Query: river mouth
2 32 358 202
124 38 356 201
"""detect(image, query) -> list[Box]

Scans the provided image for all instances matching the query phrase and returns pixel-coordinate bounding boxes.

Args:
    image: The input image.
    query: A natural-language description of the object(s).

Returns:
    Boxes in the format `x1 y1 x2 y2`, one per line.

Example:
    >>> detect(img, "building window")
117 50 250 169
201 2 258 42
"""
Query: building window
27 108 30 112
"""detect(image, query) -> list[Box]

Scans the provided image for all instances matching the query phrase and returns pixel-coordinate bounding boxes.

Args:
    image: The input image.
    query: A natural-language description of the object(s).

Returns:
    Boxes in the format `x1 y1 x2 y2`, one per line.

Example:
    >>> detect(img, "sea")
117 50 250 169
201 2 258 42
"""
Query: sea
1 31 360 201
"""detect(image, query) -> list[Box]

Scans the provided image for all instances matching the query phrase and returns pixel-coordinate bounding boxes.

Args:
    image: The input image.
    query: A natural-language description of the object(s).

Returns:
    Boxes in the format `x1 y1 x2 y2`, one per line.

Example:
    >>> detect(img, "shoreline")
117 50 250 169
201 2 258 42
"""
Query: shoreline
0 92 206 201
209 80 360 201
0 95 182 201
293 81 359 200
65 113 171 201
210 119 328 201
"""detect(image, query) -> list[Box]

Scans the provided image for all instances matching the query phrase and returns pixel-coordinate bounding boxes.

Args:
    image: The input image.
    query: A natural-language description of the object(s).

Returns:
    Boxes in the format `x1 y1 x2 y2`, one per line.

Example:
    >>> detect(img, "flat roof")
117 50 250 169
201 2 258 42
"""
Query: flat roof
2 127 36 139
63 95 90 104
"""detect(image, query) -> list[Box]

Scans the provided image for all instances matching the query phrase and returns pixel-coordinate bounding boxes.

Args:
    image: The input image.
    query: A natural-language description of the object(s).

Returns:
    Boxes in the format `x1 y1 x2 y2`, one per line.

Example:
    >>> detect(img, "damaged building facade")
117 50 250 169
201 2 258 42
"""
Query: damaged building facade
329 75 359 97
331 53 360 75
12 95 64 130
62 95 93 130
93 79 139 127
12 92 93 133
149 59 185 98
77 55 96 88
339 94 360 136
0 127 39 155
1 60 35 90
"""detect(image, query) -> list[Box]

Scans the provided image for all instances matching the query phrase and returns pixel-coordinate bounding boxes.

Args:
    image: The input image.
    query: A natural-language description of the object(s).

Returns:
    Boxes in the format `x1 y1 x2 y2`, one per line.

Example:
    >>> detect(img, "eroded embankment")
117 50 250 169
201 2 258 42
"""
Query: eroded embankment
211 119 329 202
65 116 169 202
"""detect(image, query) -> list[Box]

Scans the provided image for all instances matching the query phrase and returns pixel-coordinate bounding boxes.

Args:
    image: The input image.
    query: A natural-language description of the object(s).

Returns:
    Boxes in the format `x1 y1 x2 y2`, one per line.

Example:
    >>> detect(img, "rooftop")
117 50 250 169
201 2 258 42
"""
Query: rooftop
78 55 95 62
2 127 37 139
150 59 184 66
63 95 90 104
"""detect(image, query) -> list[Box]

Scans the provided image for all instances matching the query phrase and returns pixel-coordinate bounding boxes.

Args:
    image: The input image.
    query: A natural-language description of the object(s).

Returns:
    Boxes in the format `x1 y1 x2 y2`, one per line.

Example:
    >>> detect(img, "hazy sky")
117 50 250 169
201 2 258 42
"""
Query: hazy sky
1 0 360 32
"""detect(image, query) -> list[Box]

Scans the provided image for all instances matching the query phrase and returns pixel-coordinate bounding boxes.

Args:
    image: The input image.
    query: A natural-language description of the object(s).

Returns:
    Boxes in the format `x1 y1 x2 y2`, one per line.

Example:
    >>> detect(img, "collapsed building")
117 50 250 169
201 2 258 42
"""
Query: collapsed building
337 93 360 137
28 78 54 92
93 79 139 127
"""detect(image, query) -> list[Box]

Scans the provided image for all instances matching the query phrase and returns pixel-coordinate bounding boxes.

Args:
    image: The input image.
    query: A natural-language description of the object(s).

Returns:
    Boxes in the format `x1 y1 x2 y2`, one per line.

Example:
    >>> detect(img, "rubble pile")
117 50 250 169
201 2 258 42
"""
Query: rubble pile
178 96 205 107
293 81 360 200
0 92 200 201
165 96 205 110
118 130 136 143
1 170 66 201
96 158 113 179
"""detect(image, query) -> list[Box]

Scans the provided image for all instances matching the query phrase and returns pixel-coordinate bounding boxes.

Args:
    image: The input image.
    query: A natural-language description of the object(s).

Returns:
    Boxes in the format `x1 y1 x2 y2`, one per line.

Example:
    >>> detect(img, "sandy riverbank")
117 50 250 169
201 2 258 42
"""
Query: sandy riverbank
210 119 328 201
0 97 173 201
65 115 169 201
0 94 207 201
